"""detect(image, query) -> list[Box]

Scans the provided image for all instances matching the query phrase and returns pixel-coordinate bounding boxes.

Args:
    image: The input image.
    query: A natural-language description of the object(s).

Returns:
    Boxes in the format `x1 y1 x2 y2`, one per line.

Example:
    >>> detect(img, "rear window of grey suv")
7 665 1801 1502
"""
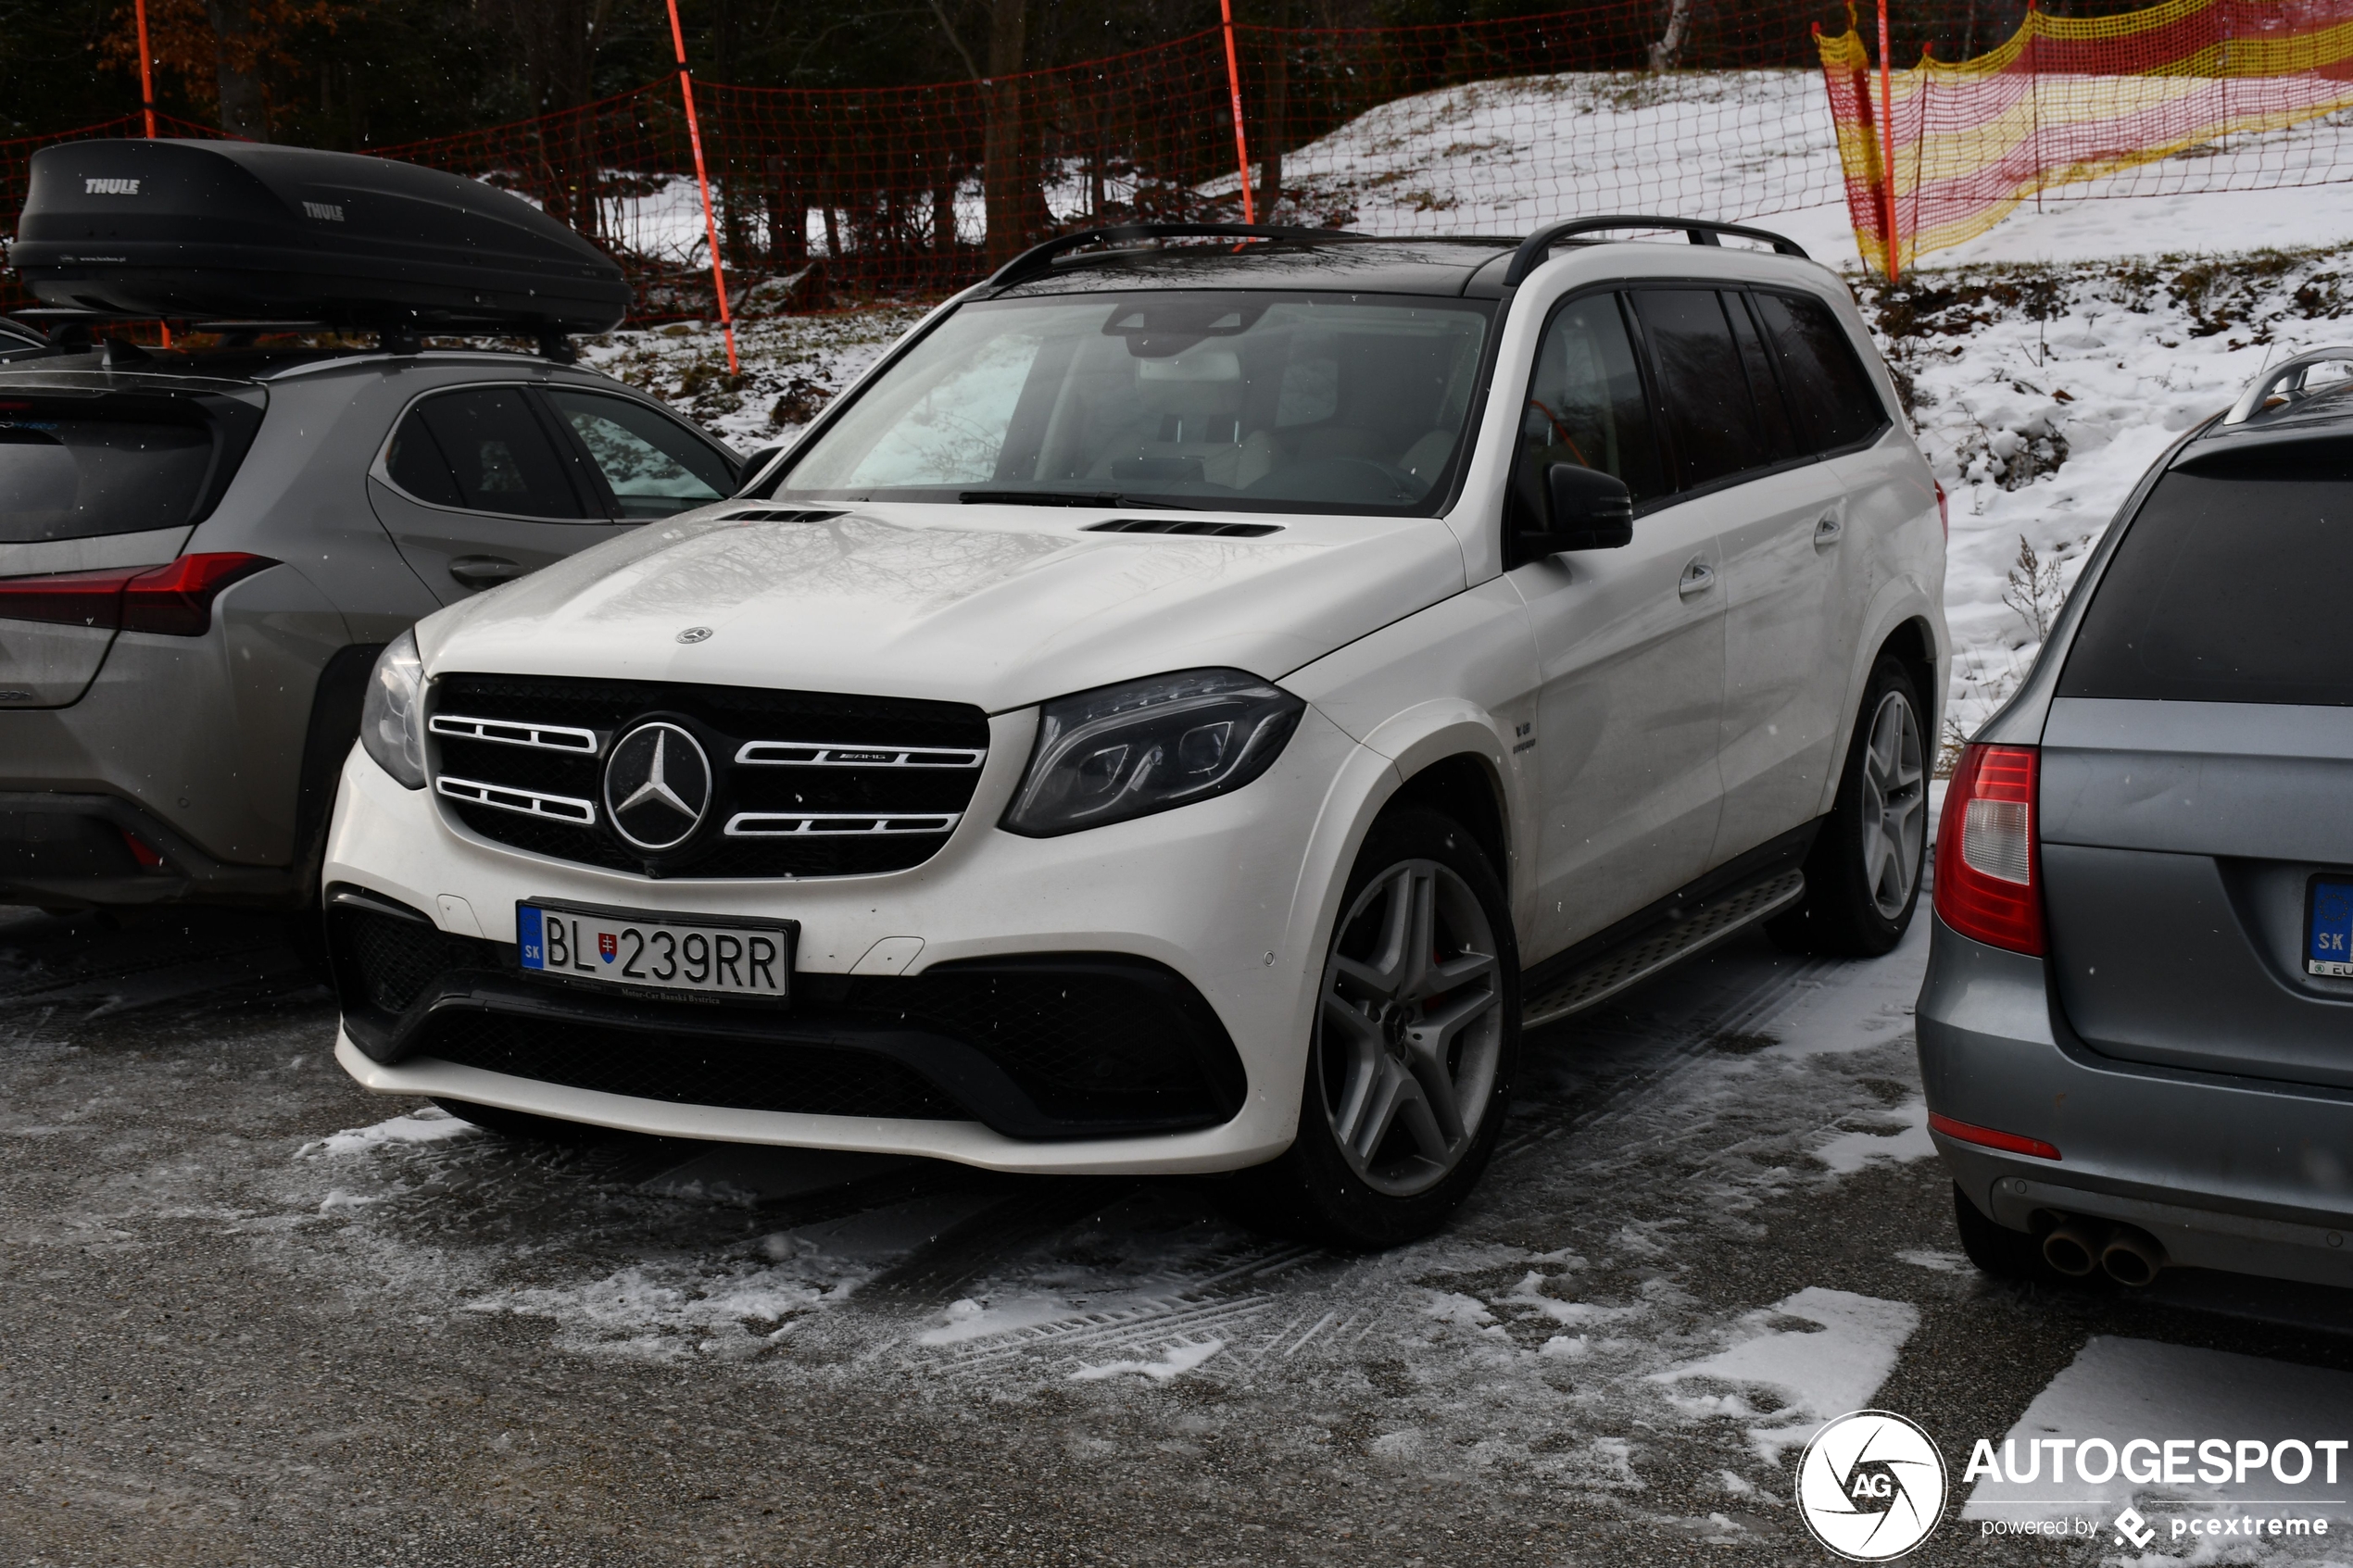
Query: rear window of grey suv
2060 441 2353 705
0 392 258 543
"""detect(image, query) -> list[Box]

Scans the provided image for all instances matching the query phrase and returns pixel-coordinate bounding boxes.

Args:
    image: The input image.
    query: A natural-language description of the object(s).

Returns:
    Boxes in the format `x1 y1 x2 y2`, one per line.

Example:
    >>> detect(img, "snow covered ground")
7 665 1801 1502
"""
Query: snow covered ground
1866 245 2353 746
13 892 2353 1560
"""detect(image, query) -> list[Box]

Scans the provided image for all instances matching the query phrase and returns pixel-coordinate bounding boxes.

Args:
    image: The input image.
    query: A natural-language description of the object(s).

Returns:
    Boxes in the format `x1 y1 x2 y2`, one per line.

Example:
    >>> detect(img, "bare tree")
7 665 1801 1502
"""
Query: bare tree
206 0 268 138
982 0 1035 268
1262 0 1288 213
1647 0 1692 72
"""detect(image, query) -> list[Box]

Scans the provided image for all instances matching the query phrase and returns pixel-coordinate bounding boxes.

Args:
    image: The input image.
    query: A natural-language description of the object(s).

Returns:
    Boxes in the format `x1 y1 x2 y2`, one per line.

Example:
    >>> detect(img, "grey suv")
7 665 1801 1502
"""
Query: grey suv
1925 346 2353 1292
0 335 741 913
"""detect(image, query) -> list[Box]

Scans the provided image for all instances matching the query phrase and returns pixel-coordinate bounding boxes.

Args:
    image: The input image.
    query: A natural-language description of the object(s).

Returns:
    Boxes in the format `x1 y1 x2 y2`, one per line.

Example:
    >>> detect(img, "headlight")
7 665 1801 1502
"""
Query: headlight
1001 668 1304 836
359 629 428 789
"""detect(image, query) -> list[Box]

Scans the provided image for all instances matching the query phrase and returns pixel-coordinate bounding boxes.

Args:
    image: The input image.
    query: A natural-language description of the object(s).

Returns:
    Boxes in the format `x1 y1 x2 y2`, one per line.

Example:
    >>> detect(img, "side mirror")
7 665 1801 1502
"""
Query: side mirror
1522 463 1634 552
736 445 785 494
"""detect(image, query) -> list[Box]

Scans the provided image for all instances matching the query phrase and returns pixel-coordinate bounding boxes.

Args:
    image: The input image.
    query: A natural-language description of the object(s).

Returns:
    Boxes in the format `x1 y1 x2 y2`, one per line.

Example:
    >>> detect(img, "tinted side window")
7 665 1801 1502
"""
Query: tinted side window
385 420 463 508
1516 293 1667 528
392 389 586 518
1754 292 1888 453
1727 293 1799 463
1634 289 1770 489
546 390 736 519
2060 453 2353 706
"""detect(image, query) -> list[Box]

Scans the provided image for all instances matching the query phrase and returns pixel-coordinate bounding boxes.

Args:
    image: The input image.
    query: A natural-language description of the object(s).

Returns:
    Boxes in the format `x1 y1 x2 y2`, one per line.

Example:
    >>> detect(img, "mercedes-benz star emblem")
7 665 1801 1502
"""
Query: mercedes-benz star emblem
602 721 711 852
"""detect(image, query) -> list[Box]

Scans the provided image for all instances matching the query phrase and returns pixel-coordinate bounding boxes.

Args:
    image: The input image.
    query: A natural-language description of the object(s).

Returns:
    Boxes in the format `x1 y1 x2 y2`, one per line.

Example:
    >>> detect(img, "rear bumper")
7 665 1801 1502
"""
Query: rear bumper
0 791 299 909
1919 912 2353 1289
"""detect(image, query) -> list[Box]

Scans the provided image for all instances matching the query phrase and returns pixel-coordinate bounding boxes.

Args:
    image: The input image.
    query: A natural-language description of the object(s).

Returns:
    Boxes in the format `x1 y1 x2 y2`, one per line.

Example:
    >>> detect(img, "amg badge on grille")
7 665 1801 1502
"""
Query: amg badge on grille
602 721 711 851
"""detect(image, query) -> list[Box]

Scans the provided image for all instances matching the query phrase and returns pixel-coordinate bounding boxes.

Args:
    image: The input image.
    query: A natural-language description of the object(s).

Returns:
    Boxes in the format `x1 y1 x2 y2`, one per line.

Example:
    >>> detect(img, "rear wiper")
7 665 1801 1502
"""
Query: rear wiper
958 489 1188 510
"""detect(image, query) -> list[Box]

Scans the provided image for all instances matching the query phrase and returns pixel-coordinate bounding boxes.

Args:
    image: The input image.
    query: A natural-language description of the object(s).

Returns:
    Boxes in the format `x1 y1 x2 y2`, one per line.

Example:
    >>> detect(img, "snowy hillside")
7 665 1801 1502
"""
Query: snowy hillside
1864 246 2353 750
1249 64 2353 272
575 68 2353 769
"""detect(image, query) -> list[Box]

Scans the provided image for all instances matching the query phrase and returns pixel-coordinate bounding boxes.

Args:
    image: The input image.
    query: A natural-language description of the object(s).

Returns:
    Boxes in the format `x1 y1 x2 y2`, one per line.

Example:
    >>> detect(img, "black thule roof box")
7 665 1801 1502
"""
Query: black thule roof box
8 140 630 335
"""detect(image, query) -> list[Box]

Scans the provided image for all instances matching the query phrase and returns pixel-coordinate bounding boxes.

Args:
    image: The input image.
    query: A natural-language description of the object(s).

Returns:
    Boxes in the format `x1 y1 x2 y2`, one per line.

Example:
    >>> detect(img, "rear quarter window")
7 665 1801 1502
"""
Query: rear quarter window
1752 292 1887 454
0 393 257 543
2060 441 2353 705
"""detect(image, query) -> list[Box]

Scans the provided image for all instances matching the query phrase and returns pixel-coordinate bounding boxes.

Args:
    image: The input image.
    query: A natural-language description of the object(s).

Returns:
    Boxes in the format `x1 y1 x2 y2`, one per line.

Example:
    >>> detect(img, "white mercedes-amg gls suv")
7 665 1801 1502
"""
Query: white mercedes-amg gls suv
325 220 1946 1247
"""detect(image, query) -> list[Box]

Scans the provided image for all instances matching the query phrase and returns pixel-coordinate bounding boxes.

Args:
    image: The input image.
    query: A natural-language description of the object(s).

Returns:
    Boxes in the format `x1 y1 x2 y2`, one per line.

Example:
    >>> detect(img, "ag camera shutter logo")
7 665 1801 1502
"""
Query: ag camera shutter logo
1797 1410 1949 1561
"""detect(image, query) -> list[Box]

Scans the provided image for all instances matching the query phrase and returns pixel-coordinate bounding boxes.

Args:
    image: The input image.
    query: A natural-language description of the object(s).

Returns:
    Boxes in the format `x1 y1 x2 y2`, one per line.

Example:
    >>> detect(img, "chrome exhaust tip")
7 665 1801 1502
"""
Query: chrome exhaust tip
2041 1222 2101 1277
2100 1227 2167 1287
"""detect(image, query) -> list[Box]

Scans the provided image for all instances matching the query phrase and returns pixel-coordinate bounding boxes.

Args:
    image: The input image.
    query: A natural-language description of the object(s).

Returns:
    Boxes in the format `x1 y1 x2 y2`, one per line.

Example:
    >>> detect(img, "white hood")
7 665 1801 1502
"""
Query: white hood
415 503 1468 711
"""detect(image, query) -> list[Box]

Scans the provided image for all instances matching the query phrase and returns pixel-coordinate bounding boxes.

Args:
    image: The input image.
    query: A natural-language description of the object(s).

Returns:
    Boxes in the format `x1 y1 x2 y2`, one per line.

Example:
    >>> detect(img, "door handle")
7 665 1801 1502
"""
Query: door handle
1814 513 1845 546
1678 558 1717 597
448 555 525 587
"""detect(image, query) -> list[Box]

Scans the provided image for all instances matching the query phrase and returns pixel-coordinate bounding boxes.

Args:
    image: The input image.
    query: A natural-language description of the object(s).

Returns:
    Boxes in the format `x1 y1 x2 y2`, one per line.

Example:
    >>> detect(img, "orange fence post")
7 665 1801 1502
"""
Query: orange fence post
664 0 738 373
133 0 157 139
1219 0 1257 222
1877 0 1898 281
135 0 170 346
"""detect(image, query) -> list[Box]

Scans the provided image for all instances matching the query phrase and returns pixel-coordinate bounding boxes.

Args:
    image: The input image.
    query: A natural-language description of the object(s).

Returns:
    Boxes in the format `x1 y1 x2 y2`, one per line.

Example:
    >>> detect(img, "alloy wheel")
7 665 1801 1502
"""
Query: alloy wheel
1859 688 1928 918
1315 857 1505 1198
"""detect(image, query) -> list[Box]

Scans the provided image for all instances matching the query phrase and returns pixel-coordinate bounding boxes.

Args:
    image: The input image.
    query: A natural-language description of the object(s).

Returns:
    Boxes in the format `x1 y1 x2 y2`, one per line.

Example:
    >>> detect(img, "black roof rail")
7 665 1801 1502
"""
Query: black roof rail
1503 216 1808 287
986 223 1368 290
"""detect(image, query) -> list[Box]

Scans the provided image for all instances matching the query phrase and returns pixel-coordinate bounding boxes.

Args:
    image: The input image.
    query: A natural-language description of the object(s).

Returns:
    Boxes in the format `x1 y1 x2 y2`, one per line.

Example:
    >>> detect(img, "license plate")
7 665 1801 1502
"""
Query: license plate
518 900 794 1000
2307 877 2353 977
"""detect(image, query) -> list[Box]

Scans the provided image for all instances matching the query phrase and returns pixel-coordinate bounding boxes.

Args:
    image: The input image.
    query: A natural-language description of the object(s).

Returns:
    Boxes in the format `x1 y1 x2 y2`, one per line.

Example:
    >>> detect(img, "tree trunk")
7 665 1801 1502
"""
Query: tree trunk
933 183 957 253
769 157 808 266
1647 0 1693 72
206 0 268 139
1262 0 1289 216
982 0 1030 270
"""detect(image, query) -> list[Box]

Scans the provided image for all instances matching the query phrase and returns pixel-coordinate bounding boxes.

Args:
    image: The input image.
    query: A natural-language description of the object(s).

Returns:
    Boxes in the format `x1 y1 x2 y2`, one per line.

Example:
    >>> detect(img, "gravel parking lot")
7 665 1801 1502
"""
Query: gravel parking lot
5 904 2350 1566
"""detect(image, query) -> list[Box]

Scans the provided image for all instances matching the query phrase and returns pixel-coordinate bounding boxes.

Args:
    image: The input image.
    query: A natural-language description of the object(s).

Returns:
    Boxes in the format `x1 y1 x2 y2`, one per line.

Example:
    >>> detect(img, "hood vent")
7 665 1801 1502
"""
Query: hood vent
723 507 846 523
1086 518 1282 538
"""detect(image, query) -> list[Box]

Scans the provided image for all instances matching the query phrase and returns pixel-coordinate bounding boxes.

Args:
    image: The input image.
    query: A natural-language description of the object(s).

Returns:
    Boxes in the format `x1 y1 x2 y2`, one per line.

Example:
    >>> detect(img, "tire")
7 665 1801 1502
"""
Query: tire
1768 656 1930 958
432 1098 612 1146
1951 1182 2057 1283
1235 806 1520 1250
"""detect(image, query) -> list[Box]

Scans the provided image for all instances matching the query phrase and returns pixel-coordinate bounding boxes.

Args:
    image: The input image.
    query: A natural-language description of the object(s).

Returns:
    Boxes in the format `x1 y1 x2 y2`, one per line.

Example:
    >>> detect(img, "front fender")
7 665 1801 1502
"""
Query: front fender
1284 577 1539 945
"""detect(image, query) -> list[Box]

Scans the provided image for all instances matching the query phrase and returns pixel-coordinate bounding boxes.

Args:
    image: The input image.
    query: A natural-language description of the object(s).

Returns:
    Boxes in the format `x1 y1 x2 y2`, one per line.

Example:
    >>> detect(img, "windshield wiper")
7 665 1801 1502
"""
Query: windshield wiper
958 489 1188 510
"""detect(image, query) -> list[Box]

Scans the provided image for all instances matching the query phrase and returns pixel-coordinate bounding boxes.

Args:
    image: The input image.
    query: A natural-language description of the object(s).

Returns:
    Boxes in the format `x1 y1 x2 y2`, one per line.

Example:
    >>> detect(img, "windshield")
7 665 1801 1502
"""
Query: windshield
770 292 1493 514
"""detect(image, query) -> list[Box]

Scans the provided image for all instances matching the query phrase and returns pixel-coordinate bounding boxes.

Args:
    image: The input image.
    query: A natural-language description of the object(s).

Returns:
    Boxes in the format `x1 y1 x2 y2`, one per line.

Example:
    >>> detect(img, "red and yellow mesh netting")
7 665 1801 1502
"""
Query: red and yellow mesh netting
1821 0 2353 277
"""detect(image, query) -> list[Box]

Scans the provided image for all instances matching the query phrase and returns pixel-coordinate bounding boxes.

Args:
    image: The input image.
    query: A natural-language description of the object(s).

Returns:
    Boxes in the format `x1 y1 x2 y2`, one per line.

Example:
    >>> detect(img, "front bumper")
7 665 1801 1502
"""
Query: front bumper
1918 912 2353 1289
322 703 1383 1175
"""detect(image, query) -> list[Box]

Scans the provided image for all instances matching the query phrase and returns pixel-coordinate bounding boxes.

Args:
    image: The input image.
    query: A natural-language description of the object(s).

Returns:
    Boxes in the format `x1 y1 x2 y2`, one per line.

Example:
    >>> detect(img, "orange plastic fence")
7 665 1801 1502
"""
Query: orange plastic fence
1821 0 2353 277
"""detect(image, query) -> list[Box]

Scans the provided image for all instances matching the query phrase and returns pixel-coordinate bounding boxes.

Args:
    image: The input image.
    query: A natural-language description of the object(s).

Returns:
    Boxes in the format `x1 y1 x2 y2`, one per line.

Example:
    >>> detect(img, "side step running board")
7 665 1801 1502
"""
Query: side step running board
1521 869 1806 1028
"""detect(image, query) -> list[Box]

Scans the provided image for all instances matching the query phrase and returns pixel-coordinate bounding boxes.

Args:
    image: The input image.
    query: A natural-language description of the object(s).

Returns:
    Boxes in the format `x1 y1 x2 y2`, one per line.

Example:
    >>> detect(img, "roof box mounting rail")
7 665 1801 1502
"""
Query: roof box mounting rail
987 222 1368 290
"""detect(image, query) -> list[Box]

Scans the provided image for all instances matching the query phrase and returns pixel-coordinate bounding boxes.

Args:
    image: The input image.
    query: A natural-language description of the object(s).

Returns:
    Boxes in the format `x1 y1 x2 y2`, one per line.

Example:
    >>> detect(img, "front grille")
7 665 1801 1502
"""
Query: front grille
417 1011 966 1120
427 673 990 878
